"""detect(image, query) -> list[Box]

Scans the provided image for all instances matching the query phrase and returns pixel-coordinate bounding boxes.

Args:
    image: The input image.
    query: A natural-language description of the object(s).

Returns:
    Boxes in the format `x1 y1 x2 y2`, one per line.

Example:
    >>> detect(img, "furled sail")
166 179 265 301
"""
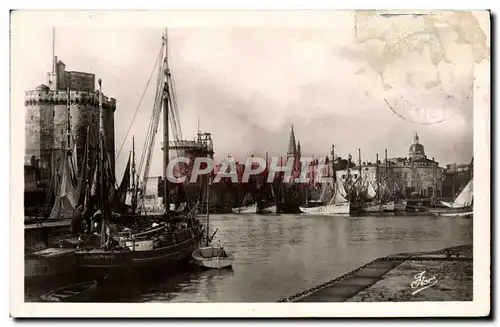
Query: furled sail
49 153 78 219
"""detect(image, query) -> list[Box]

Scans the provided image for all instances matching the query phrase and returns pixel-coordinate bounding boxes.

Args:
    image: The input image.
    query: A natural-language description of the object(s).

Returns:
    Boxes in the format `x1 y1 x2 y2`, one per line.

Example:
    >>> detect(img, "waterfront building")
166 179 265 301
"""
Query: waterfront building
25 55 116 192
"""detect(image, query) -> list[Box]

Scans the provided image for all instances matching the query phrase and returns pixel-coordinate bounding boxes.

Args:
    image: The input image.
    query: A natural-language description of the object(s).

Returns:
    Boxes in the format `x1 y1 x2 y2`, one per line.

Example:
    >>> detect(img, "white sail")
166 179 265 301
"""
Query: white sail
319 182 334 203
337 178 348 199
329 179 348 205
366 180 377 199
441 179 473 208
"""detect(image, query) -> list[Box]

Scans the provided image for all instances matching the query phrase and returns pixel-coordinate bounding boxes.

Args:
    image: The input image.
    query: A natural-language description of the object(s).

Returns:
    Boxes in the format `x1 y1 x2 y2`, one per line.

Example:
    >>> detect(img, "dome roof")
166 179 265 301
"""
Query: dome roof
35 84 49 91
409 143 425 155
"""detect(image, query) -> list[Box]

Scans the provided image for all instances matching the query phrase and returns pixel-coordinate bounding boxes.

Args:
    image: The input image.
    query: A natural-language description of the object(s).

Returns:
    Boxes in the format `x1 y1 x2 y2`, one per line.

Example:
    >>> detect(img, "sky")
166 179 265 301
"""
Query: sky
13 11 488 179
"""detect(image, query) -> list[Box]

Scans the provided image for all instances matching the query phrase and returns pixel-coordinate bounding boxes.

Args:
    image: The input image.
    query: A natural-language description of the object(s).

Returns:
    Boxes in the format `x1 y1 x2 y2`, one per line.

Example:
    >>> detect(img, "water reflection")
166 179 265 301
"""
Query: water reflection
96 214 473 302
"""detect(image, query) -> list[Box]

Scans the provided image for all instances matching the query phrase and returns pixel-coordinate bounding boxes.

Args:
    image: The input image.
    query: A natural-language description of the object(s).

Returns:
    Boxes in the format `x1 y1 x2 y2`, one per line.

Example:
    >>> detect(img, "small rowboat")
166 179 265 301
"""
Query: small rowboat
40 280 98 302
192 246 235 269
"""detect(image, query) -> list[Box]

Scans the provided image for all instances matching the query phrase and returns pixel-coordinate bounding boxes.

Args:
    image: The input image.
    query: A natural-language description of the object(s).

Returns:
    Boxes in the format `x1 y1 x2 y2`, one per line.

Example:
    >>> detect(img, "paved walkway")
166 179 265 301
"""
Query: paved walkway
278 245 472 302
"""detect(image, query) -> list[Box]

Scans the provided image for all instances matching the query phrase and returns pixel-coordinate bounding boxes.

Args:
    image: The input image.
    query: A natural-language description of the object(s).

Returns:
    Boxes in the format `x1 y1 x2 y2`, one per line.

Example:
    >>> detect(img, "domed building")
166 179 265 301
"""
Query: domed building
386 133 444 199
409 133 426 161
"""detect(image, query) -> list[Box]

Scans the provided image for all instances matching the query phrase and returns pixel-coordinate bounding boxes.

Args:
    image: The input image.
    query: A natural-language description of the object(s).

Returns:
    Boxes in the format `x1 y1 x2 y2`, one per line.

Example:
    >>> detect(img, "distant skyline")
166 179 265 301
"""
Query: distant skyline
14 11 487 179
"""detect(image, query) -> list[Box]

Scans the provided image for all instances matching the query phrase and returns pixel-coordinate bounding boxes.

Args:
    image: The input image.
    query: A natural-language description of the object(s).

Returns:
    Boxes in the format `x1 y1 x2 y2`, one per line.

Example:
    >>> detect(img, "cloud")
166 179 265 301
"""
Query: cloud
15 12 483 180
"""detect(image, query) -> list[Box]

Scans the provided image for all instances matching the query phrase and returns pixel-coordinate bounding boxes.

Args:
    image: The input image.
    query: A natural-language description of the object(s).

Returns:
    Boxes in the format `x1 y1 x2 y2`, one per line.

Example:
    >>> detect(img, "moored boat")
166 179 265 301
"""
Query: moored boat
430 169 473 218
394 200 407 211
40 280 98 302
73 28 207 274
74 218 204 271
192 175 235 269
192 245 234 269
232 203 258 214
258 203 278 214
300 202 350 214
25 248 77 283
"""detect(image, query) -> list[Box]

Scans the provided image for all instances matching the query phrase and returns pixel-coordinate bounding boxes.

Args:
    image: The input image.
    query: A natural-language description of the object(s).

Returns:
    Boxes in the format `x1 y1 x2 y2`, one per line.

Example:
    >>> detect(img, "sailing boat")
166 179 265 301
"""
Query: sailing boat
431 179 473 217
192 175 235 269
258 185 278 214
299 147 350 215
360 153 395 213
430 157 473 217
299 177 350 214
232 192 258 214
73 28 205 273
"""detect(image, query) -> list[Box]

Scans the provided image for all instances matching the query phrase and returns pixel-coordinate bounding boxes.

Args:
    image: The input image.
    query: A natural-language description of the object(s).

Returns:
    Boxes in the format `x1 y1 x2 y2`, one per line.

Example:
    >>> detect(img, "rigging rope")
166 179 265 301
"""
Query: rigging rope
115 45 164 161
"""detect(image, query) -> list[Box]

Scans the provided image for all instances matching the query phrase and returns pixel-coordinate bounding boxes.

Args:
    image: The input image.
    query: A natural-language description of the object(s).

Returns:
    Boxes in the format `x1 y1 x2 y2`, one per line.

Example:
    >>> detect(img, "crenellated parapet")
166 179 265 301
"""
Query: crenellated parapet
24 90 117 111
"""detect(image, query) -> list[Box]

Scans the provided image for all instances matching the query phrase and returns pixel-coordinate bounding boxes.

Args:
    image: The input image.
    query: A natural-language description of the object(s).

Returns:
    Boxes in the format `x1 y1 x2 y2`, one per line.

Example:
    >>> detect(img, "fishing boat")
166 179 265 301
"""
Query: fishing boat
192 245 235 269
394 200 408 211
232 192 258 214
25 248 77 283
299 181 350 215
431 177 473 217
258 185 278 214
300 146 350 215
259 203 278 214
192 176 235 269
40 280 98 302
359 152 397 213
73 28 205 273
406 203 427 212
232 203 257 214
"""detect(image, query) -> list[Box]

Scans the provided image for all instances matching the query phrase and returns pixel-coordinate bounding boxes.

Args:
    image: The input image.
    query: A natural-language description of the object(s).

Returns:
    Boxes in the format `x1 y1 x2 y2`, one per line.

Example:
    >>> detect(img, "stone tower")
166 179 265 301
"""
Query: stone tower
25 55 116 188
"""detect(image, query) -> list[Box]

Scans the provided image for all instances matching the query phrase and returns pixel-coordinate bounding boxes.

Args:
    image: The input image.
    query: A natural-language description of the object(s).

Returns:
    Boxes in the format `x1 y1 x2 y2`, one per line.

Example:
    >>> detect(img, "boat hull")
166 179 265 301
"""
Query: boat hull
360 201 395 213
429 207 473 217
232 204 257 214
74 231 204 272
40 280 98 302
25 248 77 283
394 201 407 211
299 202 350 215
192 247 234 269
258 205 277 214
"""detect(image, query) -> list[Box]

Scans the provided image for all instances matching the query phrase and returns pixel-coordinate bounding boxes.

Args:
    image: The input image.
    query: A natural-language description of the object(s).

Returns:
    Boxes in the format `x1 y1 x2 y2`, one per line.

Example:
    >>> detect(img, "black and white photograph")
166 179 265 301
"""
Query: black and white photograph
9 9 490 318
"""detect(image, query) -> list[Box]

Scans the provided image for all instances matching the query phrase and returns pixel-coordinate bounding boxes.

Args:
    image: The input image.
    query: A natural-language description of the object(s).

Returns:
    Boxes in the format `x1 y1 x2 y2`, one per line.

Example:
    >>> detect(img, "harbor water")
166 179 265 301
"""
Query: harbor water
87 213 472 302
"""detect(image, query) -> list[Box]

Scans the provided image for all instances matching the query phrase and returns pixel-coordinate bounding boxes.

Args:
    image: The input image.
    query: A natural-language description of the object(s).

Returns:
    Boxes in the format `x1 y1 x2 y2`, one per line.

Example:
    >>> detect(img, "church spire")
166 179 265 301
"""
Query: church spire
287 125 297 159
296 140 301 159
414 132 419 144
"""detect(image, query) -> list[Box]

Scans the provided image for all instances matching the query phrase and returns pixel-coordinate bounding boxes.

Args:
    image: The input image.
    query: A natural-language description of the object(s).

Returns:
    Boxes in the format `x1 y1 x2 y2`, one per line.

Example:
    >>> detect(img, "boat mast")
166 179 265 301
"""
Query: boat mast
132 136 136 190
98 78 106 244
376 153 380 210
206 174 210 247
358 148 362 182
66 78 71 153
385 148 388 201
162 28 170 214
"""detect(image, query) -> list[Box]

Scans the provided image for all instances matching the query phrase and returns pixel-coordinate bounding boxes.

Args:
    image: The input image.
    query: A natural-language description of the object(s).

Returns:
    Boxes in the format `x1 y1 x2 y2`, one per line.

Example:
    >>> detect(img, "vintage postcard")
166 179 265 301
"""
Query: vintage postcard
10 10 490 318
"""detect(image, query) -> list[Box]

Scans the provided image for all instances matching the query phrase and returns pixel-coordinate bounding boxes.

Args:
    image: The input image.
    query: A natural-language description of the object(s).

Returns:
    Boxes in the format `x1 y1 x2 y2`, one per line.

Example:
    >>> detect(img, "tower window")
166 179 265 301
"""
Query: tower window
30 116 33 120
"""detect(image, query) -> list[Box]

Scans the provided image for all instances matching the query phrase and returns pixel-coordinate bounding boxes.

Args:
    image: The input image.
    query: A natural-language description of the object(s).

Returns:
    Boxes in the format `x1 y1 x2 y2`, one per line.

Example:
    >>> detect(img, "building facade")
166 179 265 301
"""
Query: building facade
307 133 445 198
